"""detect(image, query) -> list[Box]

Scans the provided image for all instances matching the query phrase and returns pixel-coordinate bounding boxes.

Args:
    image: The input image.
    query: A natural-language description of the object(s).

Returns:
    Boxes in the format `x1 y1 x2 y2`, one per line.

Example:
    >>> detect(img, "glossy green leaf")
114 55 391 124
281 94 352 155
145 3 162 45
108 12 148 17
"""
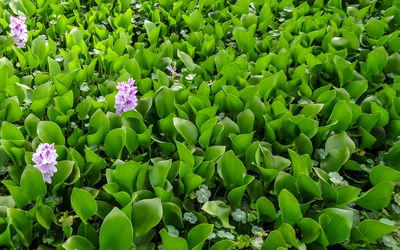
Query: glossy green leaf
3 166 46 208
278 189 303 225
261 230 286 250
202 201 232 228
369 165 400 185
160 229 189 250
36 205 55 230
99 208 133 250
217 150 246 189
187 224 213 250
104 128 126 158
357 219 398 242
319 208 353 245
63 236 92 250
71 188 98 223
37 121 65 145
297 218 321 244
132 198 162 237
356 181 394 210
173 118 198 145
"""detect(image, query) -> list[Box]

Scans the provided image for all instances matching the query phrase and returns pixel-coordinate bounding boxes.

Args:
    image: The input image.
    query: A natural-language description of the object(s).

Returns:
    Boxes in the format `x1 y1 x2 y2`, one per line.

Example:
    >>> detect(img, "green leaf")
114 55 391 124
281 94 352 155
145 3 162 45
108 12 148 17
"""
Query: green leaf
319 208 353 245
297 218 321 244
149 160 171 188
85 146 107 172
160 229 189 250
162 202 184 229
356 181 394 210
51 161 74 191
0 65 9 91
0 97 23 122
204 146 226 162
21 0 36 17
227 175 254 206
31 36 46 63
364 46 388 76
54 90 74 114
0 217 11 246
369 165 400 185
357 219 398 242
366 18 385 39
182 9 204 32
176 141 194 167
3 166 46 208
237 109 255 133
295 133 313 155
124 128 139 154
71 188 98 223
155 88 175 118
321 132 355 172
114 161 141 194
1 121 24 140
274 172 298 202
24 114 40 138
278 189 303 225
8 208 32 246
66 28 83 49
99 207 133 250
48 57 61 77
261 230 286 250
256 196 277 222
288 149 309 178
209 240 236 250
173 117 198 145
229 132 254 156
344 80 368 101
37 121 65 145
177 49 198 72
202 201 232 228
88 109 110 145
217 150 247 189
333 56 354 87
144 21 161 45
183 172 204 195
104 128 126 158
132 198 162 237
385 53 400 74
55 15 68 34
279 223 298 248
327 100 352 132
36 205 55 230
76 100 92 120
297 173 322 202
187 224 213 250
63 236 92 250
385 141 400 170
335 185 361 207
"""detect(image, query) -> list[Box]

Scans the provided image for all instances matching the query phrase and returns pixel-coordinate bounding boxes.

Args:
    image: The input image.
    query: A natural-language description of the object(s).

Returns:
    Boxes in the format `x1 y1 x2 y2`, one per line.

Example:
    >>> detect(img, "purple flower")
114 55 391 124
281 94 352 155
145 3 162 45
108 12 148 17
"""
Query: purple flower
32 143 58 184
167 65 183 82
114 78 138 115
9 16 28 49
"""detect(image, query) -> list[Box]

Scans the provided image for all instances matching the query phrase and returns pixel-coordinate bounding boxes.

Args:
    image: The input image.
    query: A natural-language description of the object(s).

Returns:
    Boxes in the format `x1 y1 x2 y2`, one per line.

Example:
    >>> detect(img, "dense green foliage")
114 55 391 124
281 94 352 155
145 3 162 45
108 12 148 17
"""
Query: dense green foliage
1 0 400 249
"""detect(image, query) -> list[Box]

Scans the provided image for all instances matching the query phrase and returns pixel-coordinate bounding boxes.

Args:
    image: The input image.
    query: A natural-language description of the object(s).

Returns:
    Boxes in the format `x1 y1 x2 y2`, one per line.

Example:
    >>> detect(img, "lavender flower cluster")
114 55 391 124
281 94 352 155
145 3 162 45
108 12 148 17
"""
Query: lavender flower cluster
167 65 183 82
114 78 138 115
32 143 58 184
9 16 28 48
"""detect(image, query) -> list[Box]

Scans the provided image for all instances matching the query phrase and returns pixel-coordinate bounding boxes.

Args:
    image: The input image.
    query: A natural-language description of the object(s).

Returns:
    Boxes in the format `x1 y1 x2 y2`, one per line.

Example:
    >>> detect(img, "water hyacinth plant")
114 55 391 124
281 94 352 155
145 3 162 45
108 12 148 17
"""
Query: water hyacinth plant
1 0 400 249
114 78 138 114
9 16 28 48
32 143 58 183
166 65 183 82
